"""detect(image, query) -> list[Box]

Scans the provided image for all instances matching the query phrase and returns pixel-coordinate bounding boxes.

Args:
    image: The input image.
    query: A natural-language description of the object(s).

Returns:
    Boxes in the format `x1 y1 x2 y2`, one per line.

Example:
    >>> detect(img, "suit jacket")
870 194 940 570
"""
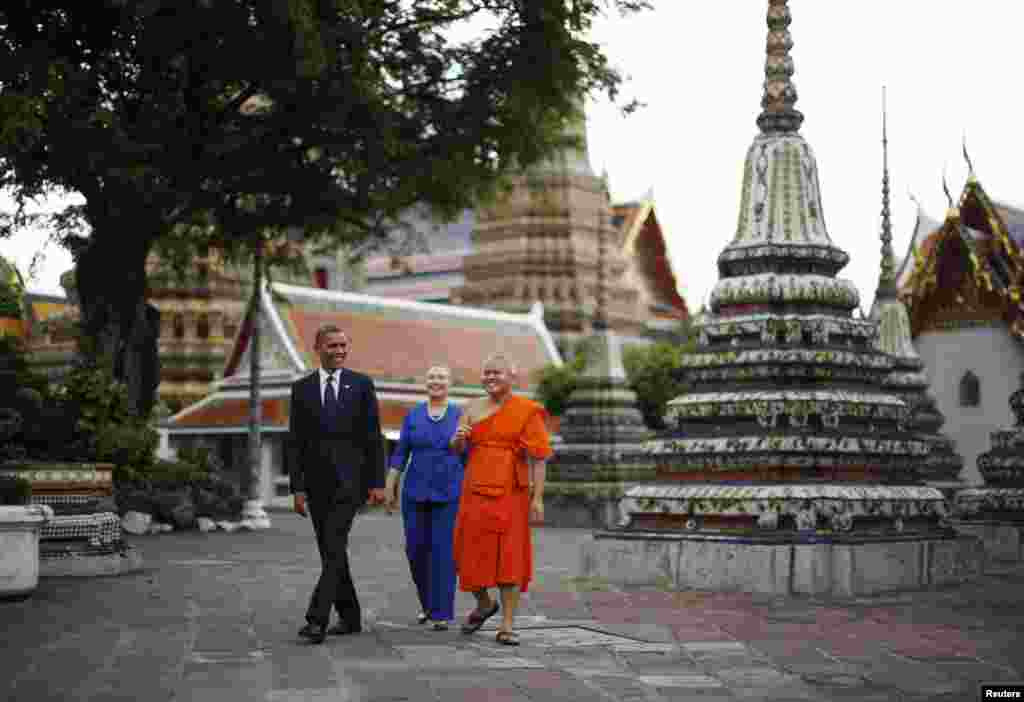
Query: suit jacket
287 368 385 505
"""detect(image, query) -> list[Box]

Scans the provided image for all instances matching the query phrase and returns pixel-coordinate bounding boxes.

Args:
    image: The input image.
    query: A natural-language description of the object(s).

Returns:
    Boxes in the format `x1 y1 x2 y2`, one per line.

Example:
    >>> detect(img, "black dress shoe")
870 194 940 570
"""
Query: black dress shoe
299 623 327 643
327 621 362 636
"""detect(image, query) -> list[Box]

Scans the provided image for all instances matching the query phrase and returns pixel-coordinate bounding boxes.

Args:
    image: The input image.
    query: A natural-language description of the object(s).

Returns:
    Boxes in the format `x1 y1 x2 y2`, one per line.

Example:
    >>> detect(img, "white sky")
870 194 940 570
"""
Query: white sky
3 0 1023 314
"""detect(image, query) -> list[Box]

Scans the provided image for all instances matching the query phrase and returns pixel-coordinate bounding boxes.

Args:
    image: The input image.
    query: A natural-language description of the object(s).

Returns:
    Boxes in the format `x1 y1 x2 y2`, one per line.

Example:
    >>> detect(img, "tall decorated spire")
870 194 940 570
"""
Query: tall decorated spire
877 87 897 299
757 0 804 134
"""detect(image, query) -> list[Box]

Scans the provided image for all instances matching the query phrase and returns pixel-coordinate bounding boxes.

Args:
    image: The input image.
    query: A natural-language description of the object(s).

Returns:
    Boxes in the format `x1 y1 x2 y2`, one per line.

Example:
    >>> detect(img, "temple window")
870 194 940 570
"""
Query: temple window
173 314 185 339
314 267 328 289
959 371 981 407
196 314 210 339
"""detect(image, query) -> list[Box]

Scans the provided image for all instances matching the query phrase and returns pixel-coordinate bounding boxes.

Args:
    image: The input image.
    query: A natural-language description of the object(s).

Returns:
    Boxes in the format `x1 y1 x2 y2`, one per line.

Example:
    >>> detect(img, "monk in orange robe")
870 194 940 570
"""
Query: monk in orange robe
450 353 552 646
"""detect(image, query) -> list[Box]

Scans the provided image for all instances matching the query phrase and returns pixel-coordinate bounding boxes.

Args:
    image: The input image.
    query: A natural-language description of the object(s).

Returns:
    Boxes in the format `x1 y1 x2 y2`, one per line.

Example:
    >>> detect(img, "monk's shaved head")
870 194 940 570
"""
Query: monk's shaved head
482 352 517 375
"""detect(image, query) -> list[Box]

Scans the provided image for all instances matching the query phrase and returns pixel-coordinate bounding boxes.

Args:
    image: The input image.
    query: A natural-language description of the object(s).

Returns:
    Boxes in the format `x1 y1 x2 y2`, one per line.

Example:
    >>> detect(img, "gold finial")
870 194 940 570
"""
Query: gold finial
756 0 804 134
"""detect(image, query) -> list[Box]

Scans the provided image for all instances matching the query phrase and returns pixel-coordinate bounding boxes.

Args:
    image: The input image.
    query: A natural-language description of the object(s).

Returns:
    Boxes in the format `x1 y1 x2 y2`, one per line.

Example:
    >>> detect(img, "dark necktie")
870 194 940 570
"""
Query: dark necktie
323 373 339 425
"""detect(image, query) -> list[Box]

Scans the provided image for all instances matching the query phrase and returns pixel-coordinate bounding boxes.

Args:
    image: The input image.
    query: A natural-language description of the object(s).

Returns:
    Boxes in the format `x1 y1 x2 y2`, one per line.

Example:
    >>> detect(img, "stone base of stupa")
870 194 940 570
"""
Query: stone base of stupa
543 482 642 529
580 529 984 597
578 483 985 596
949 487 1024 562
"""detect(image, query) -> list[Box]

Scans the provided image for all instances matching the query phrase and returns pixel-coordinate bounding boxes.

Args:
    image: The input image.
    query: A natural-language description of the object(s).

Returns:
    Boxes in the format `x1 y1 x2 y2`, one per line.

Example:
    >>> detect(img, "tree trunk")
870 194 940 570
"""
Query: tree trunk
74 231 161 419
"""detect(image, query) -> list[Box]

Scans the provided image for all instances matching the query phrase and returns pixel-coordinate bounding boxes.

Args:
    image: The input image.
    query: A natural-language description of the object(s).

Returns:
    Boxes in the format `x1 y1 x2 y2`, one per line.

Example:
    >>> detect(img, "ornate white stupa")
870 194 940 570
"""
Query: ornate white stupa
580 0 983 596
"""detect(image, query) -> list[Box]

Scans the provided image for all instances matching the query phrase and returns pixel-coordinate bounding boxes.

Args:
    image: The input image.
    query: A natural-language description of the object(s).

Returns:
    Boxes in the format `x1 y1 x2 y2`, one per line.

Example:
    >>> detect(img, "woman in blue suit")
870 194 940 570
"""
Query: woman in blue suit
385 365 465 630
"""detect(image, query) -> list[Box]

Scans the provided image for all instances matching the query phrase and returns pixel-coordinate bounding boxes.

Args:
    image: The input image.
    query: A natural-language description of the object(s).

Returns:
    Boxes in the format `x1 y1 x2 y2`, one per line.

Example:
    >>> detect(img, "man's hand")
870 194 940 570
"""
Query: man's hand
294 493 308 518
368 488 387 506
384 469 400 512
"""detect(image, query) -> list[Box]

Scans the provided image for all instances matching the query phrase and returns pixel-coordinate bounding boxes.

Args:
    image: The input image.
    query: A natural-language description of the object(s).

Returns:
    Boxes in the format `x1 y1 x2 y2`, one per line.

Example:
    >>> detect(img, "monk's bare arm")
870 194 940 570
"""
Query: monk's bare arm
530 456 546 501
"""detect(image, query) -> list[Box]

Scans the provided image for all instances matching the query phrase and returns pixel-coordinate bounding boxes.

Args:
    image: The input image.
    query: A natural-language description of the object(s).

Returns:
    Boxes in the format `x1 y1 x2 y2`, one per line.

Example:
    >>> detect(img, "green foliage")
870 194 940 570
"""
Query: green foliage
0 287 21 317
622 342 689 431
57 360 158 467
532 343 590 416
1 0 649 415
533 324 694 429
114 458 208 487
0 475 31 505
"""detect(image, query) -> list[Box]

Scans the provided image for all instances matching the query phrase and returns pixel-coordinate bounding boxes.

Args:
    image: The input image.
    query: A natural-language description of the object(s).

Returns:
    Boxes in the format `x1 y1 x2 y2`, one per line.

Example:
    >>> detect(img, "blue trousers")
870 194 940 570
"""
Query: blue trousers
401 494 459 621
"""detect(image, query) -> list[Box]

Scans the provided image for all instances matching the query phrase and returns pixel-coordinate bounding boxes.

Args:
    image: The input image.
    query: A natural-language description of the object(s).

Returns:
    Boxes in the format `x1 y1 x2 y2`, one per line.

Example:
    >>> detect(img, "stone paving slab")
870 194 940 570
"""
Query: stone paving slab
4 512 1024 702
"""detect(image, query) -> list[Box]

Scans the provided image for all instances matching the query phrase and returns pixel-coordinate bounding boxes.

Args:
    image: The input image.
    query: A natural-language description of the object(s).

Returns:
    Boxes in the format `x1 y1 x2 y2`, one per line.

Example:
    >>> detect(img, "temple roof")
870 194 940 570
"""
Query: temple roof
895 205 944 291
164 282 562 434
899 176 1024 338
614 198 689 319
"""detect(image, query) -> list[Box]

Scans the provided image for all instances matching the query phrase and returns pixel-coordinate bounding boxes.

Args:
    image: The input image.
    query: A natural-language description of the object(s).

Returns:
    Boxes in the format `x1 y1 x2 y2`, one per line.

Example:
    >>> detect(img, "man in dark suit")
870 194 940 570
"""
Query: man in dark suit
289 323 387 644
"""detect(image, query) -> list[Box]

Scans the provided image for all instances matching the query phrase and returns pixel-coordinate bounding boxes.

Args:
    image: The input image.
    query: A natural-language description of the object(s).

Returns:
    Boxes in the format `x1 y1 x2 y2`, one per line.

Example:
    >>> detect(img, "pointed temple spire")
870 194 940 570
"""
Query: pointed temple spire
876 87 897 299
963 135 977 183
942 169 954 209
756 0 804 134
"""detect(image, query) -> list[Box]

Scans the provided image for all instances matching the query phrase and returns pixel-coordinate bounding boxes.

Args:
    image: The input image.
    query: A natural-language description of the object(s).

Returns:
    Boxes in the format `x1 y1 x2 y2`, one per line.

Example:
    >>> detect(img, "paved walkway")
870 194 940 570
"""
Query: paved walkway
2 510 1023 702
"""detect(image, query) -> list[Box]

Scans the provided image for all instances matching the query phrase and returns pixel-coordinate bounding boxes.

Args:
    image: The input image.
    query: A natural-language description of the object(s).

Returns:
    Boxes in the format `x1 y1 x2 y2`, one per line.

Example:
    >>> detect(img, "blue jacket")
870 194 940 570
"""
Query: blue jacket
389 402 465 502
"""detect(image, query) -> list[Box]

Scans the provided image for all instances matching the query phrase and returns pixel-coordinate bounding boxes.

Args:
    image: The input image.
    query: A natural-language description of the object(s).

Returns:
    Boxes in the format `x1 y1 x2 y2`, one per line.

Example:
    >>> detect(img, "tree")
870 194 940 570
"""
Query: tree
533 320 696 429
621 340 689 430
0 0 649 417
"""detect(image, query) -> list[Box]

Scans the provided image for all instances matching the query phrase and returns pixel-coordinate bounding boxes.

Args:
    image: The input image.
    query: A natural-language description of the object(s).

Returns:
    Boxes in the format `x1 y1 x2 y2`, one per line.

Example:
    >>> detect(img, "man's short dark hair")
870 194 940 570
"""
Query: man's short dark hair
315 323 347 348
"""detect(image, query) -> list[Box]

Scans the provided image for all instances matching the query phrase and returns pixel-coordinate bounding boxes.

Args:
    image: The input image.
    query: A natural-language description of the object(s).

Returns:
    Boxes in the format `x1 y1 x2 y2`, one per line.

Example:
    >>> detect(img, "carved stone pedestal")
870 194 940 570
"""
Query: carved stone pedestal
1 462 143 577
581 529 984 597
951 488 1024 562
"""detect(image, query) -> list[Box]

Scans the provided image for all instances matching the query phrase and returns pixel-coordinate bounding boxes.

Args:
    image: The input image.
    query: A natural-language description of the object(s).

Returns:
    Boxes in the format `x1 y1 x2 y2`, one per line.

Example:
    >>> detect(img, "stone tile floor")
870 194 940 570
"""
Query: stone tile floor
2 511 1023 701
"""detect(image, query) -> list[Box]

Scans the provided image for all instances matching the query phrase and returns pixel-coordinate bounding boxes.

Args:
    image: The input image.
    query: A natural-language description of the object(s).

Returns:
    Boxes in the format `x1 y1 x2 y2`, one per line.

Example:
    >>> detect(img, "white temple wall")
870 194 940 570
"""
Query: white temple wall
916 325 1024 485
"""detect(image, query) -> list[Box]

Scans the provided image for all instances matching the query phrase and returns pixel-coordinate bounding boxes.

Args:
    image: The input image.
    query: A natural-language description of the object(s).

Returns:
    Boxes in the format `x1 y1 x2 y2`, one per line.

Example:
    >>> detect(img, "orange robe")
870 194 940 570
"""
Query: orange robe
453 395 552 593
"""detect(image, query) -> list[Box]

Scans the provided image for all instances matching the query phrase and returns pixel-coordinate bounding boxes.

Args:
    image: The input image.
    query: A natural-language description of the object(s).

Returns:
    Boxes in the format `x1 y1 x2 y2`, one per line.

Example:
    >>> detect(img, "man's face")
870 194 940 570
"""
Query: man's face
481 361 511 397
316 331 350 371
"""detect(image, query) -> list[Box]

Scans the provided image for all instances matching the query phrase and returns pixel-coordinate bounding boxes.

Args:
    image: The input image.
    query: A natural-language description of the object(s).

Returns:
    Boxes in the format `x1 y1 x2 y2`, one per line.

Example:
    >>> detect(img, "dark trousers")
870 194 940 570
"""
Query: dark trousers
401 495 459 621
306 497 361 628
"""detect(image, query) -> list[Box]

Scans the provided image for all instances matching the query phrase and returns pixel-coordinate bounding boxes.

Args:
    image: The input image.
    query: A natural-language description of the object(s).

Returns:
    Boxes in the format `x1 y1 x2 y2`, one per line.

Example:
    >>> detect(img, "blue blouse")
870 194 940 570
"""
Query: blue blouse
389 402 465 502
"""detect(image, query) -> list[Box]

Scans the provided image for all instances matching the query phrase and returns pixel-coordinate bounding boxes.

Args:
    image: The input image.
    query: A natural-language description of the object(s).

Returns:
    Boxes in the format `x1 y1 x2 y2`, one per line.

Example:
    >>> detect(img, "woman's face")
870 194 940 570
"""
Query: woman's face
425 366 451 400
481 361 512 399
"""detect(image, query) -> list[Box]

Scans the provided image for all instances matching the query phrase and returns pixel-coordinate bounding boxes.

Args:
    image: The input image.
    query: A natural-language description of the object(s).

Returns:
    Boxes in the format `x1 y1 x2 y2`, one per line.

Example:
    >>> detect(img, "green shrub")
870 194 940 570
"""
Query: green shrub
53 359 159 469
95 422 159 468
532 343 590 416
622 342 690 431
0 475 32 505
